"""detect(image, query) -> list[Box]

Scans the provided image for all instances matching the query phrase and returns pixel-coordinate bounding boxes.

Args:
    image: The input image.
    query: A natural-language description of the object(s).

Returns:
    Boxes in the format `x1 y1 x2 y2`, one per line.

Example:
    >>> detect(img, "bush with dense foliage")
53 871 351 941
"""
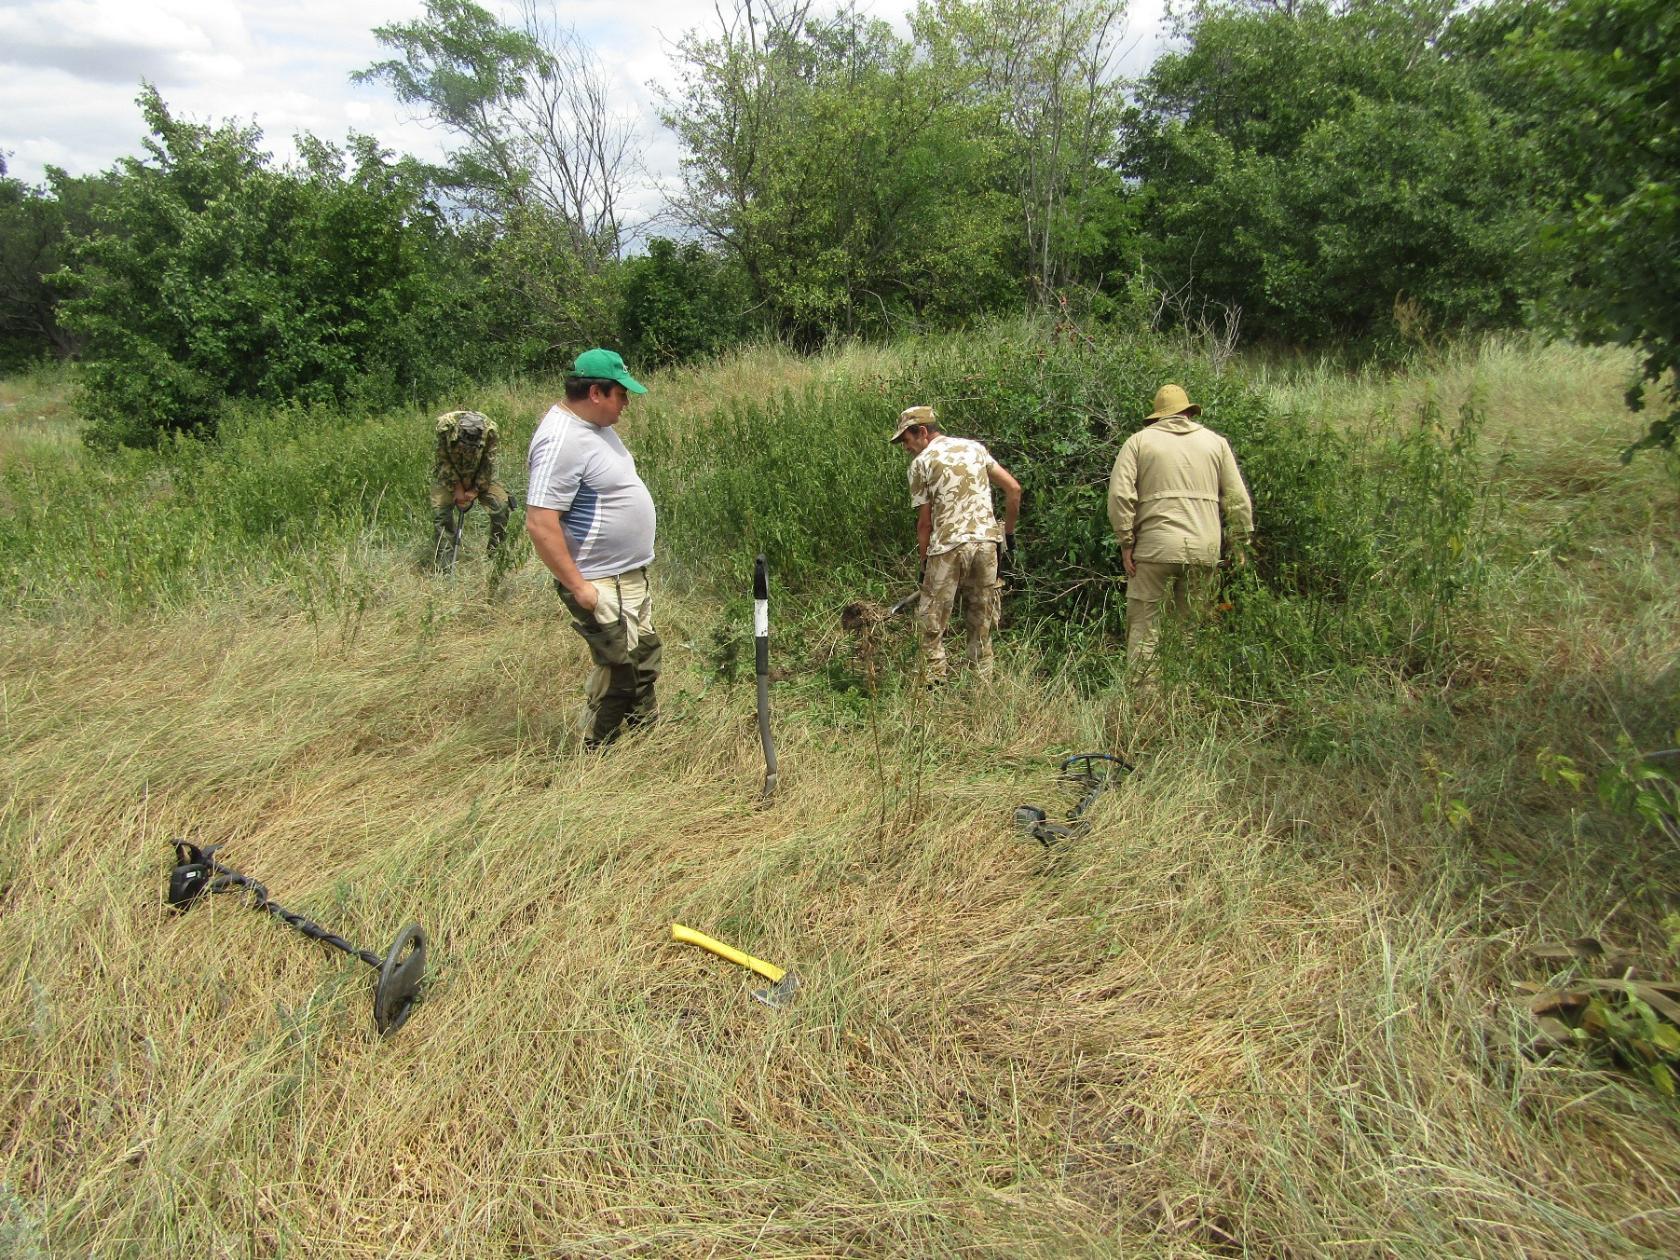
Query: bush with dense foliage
638 322 1486 690
619 240 750 368
57 90 499 448
1124 1 1555 347
0 162 114 371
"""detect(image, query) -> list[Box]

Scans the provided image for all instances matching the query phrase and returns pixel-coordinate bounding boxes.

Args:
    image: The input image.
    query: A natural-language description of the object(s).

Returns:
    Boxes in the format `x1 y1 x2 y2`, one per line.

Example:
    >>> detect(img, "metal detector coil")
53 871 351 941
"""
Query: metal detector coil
165 841 427 1036
1015 753 1133 847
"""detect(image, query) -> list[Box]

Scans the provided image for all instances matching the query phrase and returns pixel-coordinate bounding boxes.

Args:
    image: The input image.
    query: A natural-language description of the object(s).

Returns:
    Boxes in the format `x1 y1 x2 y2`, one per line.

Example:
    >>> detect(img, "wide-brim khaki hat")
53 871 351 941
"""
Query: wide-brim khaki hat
889 404 937 444
1146 384 1201 420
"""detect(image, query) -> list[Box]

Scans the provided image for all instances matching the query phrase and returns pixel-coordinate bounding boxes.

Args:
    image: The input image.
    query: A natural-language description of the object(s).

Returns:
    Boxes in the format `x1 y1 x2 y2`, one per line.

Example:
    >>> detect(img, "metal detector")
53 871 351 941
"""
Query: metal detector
1014 753 1134 846
165 841 427 1036
442 502 469 573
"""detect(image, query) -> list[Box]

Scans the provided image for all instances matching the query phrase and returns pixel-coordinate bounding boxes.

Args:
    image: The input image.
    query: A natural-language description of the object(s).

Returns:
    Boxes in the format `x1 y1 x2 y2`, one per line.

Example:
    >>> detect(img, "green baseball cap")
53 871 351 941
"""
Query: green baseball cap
571 347 647 395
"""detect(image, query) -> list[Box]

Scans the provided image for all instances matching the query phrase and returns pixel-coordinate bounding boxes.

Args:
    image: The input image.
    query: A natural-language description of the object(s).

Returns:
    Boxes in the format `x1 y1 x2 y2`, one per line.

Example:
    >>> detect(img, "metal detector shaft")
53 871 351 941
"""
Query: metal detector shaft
754 554 778 800
447 503 466 571
203 858 382 967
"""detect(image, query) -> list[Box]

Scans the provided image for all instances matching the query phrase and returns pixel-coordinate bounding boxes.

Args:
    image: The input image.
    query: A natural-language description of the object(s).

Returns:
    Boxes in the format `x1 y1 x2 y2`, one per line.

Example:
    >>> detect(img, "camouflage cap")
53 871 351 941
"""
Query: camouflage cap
437 409 491 444
890 405 938 444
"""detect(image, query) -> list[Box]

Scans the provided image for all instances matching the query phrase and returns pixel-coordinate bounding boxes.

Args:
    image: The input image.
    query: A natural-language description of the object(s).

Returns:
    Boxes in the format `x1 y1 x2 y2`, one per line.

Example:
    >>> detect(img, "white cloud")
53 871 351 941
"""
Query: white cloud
0 0 251 83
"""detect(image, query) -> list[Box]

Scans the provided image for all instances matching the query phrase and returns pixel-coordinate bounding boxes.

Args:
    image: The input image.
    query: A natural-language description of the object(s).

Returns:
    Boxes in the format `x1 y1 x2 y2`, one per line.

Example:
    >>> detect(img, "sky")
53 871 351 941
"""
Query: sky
1 0 1172 224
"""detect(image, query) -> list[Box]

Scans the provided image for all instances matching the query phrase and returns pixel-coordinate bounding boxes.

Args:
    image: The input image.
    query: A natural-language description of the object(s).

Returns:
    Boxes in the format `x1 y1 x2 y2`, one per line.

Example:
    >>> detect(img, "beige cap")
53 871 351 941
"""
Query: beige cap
889 404 937 444
1146 384 1202 420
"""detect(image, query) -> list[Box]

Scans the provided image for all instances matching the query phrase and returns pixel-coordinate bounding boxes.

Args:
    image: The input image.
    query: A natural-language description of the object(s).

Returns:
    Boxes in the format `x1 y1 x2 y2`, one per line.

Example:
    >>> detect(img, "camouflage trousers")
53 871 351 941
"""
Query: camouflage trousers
918 541 1002 680
430 481 511 566
1125 560 1218 669
557 567 661 749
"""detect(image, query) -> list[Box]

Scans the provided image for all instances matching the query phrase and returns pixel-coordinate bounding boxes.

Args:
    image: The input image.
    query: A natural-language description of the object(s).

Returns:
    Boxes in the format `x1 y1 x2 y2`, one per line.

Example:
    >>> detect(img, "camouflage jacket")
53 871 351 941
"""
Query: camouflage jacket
908 434 1004 555
433 412 499 491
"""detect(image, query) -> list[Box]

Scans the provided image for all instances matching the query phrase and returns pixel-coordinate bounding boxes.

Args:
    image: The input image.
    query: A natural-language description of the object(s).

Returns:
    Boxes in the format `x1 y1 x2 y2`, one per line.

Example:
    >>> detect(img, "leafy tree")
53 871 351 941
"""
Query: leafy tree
913 0 1130 298
59 88 479 447
1125 0 1552 345
509 0 639 261
1506 0 1680 456
0 161 114 368
661 0 1016 345
620 238 750 367
355 0 638 263
353 0 543 220
356 0 638 365
471 204 621 370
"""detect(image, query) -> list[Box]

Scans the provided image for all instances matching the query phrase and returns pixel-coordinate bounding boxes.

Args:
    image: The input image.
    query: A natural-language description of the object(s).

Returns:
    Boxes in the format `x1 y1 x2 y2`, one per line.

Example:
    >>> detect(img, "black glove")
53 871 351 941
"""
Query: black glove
1000 534 1019 575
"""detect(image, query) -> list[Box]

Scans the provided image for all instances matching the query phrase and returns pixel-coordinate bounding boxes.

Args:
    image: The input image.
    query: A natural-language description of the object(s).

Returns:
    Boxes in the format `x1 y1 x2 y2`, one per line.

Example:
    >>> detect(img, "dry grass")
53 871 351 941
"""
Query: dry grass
0 365 79 470
2 339 1679 1256
1256 337 1677 496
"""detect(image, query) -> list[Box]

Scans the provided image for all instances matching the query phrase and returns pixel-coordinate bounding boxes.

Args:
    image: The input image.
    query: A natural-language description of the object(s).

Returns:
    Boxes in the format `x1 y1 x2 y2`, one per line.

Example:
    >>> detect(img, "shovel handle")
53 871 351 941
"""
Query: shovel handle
671 922 785 983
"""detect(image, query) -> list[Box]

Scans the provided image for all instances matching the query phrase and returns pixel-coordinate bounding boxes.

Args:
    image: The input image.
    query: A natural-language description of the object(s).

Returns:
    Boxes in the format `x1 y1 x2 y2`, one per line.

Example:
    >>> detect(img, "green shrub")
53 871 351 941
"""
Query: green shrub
59 91 489 449
620 240 751 369
637 384 903 589
642 322 1488 694
0 400 435 609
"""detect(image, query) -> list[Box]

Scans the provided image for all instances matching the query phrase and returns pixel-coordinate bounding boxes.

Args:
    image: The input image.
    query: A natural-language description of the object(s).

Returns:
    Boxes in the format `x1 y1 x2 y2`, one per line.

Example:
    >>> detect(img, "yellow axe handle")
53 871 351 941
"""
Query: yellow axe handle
671 923 786 983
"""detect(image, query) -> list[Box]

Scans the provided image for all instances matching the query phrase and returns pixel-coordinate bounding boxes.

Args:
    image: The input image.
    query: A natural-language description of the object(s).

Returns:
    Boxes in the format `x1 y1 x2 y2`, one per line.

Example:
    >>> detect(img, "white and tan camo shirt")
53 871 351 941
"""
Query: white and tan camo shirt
909 434 1005 556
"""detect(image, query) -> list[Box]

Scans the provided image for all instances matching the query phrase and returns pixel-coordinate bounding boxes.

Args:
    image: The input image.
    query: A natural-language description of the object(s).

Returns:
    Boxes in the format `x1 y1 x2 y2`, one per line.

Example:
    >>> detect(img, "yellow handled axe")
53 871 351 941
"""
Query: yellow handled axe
671 922 801 1008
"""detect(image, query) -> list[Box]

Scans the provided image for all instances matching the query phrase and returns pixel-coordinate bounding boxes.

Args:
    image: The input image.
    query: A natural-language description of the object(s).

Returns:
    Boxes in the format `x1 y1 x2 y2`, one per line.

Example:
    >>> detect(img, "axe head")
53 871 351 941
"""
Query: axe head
752 972 800 1008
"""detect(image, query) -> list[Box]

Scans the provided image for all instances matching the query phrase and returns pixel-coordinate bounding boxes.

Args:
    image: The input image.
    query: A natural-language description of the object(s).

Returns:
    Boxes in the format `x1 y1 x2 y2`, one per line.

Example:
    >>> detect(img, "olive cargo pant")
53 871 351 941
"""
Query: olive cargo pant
430 481 511 565
557 567 661 748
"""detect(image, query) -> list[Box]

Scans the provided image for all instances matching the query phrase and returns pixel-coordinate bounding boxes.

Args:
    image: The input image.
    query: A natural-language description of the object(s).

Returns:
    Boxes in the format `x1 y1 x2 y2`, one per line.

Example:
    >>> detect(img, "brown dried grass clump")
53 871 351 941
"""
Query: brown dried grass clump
0 558 1676 1257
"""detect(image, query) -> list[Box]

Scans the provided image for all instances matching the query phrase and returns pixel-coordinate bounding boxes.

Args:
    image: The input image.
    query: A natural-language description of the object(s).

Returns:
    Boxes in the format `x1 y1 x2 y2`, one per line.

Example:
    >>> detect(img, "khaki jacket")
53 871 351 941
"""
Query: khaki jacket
1107 414 1253 565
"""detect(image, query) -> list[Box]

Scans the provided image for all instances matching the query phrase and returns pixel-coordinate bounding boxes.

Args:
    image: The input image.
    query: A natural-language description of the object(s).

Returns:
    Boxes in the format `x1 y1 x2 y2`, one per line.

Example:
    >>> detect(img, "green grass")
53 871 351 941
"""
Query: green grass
1 331 1677 1256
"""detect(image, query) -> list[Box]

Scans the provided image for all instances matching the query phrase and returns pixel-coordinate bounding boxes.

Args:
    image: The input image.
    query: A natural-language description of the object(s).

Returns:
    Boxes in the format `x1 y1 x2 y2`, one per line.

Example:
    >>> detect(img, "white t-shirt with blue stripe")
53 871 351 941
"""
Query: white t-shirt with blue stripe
526 405 656 579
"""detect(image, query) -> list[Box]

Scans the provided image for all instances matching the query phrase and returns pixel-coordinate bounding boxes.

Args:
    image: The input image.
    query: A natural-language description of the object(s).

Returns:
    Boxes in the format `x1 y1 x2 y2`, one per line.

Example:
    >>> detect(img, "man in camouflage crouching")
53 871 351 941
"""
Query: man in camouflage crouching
431 409 511 569
891 405 1022 682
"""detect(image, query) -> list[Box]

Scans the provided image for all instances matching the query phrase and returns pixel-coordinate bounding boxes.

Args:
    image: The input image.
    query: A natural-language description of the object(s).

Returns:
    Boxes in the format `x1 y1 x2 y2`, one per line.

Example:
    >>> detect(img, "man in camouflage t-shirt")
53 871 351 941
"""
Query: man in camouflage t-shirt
430 409 511 568
890 405 1022 681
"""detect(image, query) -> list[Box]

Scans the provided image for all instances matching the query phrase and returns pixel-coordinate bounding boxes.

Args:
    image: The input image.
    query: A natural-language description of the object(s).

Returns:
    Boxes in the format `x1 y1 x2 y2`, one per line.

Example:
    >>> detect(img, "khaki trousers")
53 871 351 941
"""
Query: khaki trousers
919 541 1002 680
1126 561 1217 667
557 567 660 747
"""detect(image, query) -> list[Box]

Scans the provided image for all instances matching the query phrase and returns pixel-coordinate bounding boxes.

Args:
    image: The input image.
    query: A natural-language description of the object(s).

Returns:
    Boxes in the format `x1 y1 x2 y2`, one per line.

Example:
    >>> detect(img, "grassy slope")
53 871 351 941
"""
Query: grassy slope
1 339 1678 1257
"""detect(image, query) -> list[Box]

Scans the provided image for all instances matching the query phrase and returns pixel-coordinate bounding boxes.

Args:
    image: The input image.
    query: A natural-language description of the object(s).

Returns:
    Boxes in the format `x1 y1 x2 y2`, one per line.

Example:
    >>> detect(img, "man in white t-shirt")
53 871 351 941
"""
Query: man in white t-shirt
526 348 659 749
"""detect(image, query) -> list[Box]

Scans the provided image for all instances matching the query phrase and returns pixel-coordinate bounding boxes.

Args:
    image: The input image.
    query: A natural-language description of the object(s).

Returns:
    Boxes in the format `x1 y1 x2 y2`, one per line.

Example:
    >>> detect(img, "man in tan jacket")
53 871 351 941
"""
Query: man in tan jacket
1107 384 1253 668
